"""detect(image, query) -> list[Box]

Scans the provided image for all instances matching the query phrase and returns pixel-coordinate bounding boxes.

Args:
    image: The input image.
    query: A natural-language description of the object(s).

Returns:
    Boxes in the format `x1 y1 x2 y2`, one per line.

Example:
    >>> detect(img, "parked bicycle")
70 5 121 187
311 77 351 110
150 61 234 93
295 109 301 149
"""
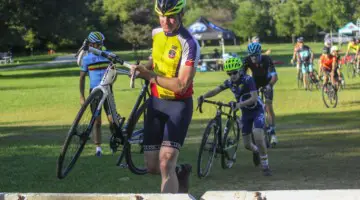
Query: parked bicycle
196 99 241 178
57 41 148 179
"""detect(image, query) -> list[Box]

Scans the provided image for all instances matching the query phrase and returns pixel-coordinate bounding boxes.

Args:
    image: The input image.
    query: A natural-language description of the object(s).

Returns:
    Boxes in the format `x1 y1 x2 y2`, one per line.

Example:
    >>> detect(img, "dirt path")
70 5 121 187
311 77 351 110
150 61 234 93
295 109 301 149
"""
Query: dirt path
0 54 77 71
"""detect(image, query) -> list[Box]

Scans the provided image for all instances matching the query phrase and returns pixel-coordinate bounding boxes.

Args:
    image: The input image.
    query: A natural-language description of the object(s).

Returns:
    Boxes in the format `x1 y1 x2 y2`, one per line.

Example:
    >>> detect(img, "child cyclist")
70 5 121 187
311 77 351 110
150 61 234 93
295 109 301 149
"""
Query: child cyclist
198 57 272 176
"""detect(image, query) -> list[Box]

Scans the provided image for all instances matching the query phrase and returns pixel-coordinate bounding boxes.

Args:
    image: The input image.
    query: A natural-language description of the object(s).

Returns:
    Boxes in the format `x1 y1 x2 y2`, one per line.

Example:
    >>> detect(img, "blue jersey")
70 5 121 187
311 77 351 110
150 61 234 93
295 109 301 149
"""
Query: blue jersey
81 52 111 89
222 75 263 113
296 45 312 62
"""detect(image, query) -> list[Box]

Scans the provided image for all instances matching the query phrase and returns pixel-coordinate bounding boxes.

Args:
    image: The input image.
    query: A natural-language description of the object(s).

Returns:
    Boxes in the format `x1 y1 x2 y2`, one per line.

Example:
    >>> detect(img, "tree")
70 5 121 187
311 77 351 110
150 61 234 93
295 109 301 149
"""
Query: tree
121 22 152 59
23 29 39 55
231 0 270 40
311 0 352 32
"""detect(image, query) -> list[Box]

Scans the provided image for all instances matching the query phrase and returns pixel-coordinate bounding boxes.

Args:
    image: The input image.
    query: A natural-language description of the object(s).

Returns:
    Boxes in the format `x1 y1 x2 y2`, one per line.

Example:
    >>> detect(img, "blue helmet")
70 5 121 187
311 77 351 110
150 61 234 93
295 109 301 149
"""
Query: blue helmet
87 31 105 44
247 42 262 55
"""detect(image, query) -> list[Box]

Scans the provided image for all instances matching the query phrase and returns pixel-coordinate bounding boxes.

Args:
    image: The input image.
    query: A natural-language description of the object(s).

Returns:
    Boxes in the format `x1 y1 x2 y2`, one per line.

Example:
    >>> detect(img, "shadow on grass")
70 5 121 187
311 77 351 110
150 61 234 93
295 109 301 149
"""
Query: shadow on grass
1 109 360 198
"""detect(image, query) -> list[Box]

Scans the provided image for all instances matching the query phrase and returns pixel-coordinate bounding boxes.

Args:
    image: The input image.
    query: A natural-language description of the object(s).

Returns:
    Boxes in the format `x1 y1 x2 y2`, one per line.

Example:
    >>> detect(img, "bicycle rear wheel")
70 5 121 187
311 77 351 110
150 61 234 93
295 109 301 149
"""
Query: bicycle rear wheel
197 119 218 178
57 89 103 179
124 101 148 175
322 83 338 108
221 118 240 169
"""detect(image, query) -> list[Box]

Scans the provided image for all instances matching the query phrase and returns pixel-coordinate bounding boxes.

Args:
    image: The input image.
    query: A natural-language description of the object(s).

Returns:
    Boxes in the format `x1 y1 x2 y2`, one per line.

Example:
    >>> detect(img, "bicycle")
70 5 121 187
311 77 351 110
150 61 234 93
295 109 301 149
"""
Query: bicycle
301 62 320 91
344 55 360 79
258 88 271 148
196 99 241 178
321 72 338 108
57 42 148 179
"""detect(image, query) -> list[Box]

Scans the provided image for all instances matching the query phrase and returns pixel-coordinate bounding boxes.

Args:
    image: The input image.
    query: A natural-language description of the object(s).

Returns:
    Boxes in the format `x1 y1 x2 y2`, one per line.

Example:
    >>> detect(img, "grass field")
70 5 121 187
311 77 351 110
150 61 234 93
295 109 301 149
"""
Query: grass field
1 43 360 198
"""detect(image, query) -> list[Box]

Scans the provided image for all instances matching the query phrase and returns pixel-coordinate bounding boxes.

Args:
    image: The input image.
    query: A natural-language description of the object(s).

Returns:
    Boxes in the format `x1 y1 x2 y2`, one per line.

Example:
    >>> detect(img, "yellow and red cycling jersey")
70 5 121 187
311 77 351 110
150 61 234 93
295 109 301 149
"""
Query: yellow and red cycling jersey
151 26 200 100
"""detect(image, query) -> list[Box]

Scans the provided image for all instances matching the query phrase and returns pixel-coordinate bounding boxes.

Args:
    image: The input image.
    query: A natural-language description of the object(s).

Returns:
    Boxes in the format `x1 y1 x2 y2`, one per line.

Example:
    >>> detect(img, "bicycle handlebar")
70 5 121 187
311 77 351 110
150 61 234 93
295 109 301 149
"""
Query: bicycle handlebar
76 39 136 88
197 99 230 114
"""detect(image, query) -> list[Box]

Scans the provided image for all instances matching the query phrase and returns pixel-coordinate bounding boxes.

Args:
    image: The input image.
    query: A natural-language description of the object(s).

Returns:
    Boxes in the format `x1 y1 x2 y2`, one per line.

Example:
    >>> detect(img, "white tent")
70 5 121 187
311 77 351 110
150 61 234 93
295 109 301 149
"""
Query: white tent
338 22 360 34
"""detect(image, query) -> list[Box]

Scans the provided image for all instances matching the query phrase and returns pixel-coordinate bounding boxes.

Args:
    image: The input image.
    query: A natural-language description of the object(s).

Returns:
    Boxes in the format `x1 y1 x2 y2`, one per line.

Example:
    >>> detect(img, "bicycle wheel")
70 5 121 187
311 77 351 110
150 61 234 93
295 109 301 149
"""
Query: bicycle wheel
221 118 240 169
322 83 338 108
57 89 103 179
312 70 321 90
197 119 218 178
124 101 148 175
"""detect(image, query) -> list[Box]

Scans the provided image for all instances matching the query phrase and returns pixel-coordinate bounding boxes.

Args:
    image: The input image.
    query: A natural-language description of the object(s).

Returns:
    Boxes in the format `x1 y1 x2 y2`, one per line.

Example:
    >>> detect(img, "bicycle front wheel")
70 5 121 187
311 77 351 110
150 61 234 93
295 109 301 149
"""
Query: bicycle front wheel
124 101 148 175
221 118 241 169
197 119 218 178
57 89 103 179
322 83 338 108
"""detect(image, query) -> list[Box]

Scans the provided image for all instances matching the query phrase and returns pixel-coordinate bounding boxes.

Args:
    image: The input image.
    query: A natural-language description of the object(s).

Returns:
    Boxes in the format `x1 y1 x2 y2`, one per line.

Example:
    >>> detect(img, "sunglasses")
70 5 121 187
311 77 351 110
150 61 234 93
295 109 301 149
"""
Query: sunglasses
227 71 238 76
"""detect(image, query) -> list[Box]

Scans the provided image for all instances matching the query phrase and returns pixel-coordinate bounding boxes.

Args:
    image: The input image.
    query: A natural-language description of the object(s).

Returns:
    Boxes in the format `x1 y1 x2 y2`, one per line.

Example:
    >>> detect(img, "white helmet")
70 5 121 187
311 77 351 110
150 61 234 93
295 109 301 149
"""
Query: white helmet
331 46 339 52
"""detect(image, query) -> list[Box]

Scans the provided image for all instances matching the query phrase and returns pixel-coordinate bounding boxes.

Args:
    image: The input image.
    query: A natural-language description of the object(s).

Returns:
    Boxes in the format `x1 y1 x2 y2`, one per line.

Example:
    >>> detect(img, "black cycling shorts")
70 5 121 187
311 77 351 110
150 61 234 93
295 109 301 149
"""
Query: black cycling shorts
143 96 193 151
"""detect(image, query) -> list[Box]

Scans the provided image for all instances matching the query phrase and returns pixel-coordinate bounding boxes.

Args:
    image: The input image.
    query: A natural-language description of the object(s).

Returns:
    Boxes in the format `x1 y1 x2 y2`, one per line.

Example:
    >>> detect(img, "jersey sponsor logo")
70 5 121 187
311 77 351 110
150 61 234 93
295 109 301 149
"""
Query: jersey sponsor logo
168 45 178 59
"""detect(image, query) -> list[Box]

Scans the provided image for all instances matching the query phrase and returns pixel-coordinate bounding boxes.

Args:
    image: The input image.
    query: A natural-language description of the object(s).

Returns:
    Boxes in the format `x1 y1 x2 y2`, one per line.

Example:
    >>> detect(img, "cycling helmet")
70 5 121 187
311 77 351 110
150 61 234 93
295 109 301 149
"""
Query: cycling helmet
247 42 262 55
223 57 243 72
155 0 185 16
322 47 330 54
251 36 260 43
88 32 105 44
297 37 304 43
331 46 339 52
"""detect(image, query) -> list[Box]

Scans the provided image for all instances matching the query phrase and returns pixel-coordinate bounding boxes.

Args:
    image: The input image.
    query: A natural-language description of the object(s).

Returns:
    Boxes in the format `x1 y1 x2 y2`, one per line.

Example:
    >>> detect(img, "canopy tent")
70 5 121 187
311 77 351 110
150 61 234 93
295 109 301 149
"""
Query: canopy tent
338 22 360 34
188 17 236 56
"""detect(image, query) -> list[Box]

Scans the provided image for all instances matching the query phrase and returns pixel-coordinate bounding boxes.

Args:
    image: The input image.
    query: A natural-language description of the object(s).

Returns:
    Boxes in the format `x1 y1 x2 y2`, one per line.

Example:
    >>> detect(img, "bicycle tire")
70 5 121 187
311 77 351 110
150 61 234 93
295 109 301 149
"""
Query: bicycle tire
322 83 338 108
197 119 218 178
124 101 148 175
221 118 241 169
57 89 103 179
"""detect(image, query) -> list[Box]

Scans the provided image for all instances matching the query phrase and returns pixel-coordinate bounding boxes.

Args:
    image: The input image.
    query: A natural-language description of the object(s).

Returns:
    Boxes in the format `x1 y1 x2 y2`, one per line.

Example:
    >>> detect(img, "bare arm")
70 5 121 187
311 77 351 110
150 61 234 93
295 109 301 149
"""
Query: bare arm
79 71 87 104
202 85 227 99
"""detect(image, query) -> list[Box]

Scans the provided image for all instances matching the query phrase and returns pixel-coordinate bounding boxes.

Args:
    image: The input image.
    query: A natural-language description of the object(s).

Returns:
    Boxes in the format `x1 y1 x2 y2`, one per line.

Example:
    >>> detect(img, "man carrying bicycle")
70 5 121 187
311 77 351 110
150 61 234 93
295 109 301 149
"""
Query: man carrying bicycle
344 38 360 72
79 31 115 157
243 42 278 148
130 0 200 194
198 57 272 176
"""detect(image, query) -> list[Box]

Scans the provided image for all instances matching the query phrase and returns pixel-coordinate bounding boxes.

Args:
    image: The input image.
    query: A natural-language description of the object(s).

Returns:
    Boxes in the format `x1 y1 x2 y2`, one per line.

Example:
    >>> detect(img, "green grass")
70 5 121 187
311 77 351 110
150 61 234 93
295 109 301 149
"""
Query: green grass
1 43 360 199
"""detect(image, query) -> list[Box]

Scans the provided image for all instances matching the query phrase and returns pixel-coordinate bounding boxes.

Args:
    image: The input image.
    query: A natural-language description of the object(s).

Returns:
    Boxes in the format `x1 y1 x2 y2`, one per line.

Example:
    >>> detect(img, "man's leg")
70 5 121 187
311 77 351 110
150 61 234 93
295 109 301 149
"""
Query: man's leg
253 111 271 176
264 87 277 146
93 115 102 156
242 117 260 166
159 147 179 193
144 151 161 174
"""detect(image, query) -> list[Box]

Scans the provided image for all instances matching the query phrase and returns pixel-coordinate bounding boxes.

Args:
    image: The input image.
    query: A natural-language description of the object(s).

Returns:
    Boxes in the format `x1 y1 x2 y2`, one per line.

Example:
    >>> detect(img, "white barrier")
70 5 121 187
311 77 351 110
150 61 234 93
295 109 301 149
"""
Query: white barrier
201 190 360 200
1 193 196 200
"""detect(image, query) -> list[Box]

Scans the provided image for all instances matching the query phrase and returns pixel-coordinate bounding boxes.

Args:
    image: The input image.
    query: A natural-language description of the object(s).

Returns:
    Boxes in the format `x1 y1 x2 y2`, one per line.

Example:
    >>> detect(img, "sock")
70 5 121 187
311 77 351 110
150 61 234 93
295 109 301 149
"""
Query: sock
260 155 269 168
96 146 102 152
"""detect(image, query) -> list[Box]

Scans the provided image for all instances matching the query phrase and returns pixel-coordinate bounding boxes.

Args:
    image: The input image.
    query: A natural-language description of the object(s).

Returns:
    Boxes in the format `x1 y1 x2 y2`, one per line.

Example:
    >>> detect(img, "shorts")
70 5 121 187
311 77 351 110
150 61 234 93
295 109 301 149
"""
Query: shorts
263 87 273 101
301 62 313 74
241 109 266 136
143 96 193 151
89 86 112 116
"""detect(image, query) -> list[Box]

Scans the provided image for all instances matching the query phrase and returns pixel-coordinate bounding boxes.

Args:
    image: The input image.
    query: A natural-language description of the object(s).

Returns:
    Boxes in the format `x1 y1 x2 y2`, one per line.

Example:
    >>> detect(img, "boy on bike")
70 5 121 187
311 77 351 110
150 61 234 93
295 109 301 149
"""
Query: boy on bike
79 31 115 156
198 57 272 176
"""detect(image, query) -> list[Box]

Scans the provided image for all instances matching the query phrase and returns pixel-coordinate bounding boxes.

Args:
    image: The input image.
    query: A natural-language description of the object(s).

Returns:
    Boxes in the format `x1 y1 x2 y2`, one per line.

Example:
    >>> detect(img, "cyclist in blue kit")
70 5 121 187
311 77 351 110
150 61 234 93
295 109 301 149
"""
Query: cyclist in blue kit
79 31 115 156
198 57 272 176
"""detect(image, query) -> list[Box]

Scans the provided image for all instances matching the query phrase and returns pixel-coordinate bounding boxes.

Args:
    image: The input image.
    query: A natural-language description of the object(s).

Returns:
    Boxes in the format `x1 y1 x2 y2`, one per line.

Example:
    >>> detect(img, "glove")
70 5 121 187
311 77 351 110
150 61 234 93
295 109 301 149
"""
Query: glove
229 101 238 110
265 84 272 91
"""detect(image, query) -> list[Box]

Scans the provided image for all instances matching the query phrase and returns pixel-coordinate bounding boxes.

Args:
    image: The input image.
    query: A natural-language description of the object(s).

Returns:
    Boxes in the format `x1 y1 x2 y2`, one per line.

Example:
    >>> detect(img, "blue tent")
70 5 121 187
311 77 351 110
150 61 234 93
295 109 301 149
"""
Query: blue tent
188 17 235 41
